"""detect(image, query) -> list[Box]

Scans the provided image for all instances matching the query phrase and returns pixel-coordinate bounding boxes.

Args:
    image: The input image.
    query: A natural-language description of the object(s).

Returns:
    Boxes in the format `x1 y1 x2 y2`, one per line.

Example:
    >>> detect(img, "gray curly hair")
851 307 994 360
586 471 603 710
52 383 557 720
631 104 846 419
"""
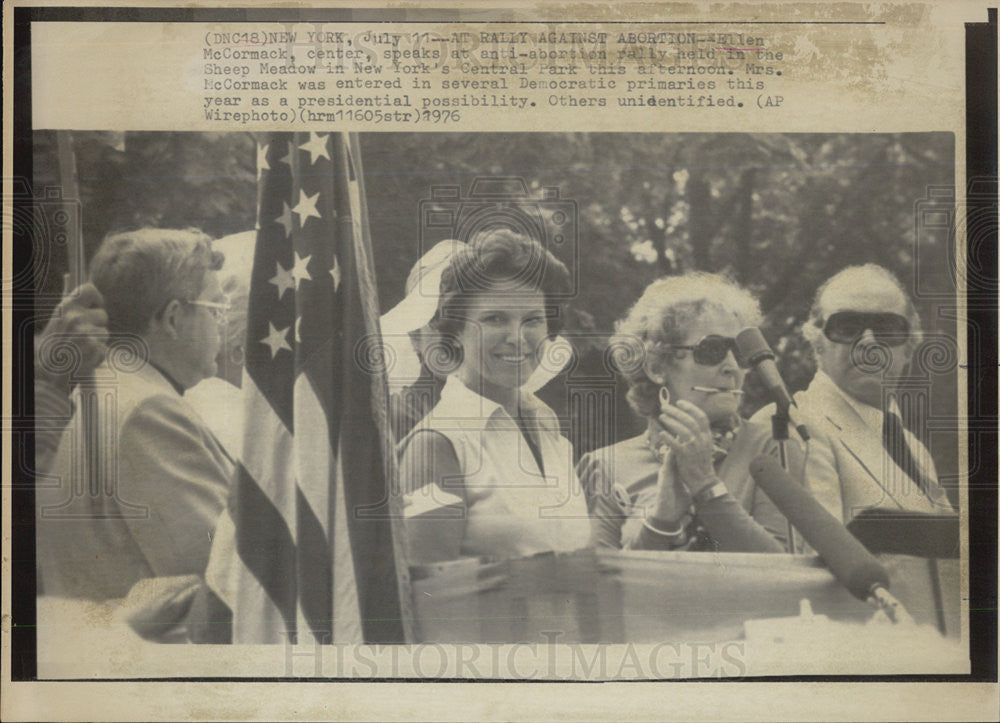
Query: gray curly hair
611 272 762 418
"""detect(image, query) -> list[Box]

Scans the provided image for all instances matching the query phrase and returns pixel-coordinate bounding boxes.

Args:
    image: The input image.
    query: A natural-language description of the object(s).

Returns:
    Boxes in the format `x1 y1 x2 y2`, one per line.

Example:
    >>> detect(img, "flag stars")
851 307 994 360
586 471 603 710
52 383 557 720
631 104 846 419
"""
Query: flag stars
292 251 313 287
330 255 341 291
269 261 294 300
256 142 270 176
292 189 321 226
299 132 331 165
275 201 294 238
260 322 292 358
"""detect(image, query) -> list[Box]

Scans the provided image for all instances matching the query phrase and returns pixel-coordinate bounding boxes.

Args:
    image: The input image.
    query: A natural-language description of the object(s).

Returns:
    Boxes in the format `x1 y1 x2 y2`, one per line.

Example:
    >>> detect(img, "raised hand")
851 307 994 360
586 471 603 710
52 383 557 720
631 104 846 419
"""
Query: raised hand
656 399 716 494
35 276 109 393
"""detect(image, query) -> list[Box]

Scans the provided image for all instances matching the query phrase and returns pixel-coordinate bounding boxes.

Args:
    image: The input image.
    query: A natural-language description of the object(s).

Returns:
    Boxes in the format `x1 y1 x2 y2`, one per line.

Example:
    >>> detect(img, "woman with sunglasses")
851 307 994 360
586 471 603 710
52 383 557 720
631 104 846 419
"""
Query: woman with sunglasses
580 272 791 552
398 230 591 564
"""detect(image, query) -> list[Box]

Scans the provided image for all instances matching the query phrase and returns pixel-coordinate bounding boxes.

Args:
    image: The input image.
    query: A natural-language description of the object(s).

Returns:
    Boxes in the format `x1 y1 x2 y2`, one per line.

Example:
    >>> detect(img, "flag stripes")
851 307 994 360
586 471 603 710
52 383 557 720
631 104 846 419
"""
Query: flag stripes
232 462 298 636
197 131 410 645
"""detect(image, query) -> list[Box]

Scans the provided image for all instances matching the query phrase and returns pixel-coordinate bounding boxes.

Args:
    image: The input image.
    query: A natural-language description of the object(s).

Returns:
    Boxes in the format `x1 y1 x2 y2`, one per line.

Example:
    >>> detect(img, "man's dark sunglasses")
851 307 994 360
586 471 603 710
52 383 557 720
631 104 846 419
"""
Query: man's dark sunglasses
823 311 910 346
669 335 748 368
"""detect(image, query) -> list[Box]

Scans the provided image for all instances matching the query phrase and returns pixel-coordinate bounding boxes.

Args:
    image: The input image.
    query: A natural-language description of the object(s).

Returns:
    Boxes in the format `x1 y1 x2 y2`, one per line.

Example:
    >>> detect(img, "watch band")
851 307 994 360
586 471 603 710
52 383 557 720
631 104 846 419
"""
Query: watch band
691 480 729 507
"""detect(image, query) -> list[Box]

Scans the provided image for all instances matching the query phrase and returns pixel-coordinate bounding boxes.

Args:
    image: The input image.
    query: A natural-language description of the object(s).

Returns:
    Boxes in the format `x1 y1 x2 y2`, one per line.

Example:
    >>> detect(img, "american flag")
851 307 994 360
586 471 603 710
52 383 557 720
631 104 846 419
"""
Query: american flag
199 132 412 644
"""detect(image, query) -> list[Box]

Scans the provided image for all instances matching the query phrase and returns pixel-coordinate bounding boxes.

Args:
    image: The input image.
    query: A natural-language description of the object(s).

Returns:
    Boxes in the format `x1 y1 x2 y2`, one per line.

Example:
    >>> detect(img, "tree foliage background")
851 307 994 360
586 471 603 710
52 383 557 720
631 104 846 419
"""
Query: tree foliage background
33 130 958 481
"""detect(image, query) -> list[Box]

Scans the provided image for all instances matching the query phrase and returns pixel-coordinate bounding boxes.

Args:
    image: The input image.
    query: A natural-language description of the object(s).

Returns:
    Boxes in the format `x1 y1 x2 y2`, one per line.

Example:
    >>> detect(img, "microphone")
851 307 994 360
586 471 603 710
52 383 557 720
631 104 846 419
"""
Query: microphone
736 327 809 441
736 327 795 411
749 455 911 622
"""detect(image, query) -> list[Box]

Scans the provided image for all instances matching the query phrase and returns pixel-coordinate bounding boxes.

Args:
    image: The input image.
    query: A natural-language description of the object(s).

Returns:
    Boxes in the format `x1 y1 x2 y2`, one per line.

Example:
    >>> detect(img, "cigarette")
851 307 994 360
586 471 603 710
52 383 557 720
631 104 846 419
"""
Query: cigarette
691 386 745 395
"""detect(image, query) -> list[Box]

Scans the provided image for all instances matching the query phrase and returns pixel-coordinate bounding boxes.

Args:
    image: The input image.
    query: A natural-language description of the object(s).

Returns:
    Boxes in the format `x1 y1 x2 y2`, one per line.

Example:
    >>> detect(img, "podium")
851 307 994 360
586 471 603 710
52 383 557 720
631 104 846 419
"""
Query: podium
410 549 961 644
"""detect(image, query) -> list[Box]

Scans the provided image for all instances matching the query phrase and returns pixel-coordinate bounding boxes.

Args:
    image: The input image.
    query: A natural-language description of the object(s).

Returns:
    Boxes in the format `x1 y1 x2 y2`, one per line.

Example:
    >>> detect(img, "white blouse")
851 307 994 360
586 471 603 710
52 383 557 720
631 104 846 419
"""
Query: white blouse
401 377 591 561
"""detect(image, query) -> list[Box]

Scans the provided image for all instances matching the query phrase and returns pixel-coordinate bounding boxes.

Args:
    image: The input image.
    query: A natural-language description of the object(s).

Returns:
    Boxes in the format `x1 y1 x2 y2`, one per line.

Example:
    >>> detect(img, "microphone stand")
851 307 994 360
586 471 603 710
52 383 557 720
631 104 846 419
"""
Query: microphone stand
771 401 797 554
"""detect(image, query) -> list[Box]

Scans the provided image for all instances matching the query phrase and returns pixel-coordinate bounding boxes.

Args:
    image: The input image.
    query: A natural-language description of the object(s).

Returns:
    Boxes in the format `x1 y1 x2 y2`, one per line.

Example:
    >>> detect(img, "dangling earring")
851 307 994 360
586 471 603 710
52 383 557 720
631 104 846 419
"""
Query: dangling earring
646 383 672 463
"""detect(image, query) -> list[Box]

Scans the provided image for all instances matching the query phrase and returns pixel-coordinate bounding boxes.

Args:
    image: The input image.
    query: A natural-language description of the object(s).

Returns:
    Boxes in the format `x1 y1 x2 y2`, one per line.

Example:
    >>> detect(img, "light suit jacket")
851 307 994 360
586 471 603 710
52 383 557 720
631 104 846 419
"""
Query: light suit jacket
750 372 954 524
37 361 233 601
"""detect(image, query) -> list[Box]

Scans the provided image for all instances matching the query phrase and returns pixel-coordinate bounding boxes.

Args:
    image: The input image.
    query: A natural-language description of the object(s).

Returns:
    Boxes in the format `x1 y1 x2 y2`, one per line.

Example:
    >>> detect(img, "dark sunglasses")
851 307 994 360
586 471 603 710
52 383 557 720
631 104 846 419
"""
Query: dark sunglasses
668 335 748 368
823 311 910 346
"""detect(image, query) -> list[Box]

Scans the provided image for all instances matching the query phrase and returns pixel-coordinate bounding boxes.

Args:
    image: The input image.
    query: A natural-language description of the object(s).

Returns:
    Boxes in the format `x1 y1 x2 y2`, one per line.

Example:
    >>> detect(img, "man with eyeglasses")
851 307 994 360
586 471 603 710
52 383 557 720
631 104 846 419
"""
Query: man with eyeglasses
753 264 954 525
38 228 234 628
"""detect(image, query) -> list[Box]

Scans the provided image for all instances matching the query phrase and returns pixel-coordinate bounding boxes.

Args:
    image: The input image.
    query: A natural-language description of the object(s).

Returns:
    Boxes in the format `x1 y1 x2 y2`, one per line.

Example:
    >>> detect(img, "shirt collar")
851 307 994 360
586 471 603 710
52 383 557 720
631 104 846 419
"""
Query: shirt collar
148 361 186 396
813 370 883 432
434 376 559 434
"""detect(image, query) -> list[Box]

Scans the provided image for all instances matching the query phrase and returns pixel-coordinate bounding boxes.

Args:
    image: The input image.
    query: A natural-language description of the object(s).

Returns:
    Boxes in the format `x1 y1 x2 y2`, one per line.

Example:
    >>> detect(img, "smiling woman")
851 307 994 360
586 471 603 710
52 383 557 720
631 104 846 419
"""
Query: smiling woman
579 272 796 554
397 230 591 564
452 280 549 408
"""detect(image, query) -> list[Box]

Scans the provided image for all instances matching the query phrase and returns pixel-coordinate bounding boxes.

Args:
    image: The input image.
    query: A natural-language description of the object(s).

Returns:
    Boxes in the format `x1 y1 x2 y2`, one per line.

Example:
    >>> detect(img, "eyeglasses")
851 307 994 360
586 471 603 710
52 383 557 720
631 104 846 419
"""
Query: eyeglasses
823 311 910 347
184 298 230 322
667 335 748 368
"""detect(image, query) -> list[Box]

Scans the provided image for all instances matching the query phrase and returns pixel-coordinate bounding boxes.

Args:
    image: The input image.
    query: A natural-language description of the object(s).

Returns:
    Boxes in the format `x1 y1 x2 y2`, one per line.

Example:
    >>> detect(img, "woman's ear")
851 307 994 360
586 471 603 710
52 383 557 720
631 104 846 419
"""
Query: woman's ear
642 351 668 386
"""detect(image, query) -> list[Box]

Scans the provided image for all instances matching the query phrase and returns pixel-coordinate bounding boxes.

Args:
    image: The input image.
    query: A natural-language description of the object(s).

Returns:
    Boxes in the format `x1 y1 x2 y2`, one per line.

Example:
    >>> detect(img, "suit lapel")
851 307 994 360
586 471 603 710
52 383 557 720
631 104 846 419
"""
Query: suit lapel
802 378 937 513
822 393 889 490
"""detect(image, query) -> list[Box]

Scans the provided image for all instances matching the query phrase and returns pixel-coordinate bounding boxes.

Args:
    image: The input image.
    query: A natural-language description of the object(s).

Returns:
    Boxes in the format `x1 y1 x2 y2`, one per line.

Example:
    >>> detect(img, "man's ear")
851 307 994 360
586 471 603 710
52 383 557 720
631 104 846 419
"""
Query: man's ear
158 299 184 339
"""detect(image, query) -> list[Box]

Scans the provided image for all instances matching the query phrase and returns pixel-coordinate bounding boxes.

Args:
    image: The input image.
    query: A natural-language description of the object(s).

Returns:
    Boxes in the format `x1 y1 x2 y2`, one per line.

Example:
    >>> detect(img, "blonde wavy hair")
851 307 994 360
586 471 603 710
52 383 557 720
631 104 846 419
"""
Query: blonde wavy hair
611 272 762 418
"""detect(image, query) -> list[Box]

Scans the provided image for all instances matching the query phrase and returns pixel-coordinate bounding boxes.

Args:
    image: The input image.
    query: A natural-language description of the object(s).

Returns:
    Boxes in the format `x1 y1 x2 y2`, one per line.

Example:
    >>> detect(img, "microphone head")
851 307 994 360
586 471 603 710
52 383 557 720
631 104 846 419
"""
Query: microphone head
736 327 775 366
844 560 892 601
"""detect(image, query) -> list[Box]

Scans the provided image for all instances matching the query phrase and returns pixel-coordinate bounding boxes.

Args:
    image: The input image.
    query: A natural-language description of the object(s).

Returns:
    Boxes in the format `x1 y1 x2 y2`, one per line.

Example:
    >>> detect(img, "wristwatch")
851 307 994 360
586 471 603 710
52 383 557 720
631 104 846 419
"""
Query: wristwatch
691 480 729 507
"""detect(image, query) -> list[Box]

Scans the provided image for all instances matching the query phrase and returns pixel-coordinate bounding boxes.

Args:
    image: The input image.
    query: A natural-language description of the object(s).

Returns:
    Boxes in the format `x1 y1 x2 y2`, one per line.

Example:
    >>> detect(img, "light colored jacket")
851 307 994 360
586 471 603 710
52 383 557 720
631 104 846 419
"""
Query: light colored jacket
750 371 954 524
38 361 233 601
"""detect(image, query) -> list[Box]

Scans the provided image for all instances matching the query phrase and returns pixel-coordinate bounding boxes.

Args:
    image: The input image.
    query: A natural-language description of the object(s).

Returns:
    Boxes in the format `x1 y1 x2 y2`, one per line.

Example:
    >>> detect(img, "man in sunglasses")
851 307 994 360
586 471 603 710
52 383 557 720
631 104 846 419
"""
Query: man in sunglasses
753 264 954 525
38 228 234 631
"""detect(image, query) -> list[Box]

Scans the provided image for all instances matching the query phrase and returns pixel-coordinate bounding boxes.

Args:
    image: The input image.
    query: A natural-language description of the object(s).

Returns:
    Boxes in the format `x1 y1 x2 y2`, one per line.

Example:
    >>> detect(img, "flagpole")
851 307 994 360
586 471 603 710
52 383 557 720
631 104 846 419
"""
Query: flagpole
347 132 416 643
54 130 102 504
55 131 84 289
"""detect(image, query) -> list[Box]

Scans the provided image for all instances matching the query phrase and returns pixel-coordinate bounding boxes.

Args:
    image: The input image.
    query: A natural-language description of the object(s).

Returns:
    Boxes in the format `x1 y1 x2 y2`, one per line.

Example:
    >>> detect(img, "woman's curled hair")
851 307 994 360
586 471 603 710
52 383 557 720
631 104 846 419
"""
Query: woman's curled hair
611 272 762 418
431 229 571 345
